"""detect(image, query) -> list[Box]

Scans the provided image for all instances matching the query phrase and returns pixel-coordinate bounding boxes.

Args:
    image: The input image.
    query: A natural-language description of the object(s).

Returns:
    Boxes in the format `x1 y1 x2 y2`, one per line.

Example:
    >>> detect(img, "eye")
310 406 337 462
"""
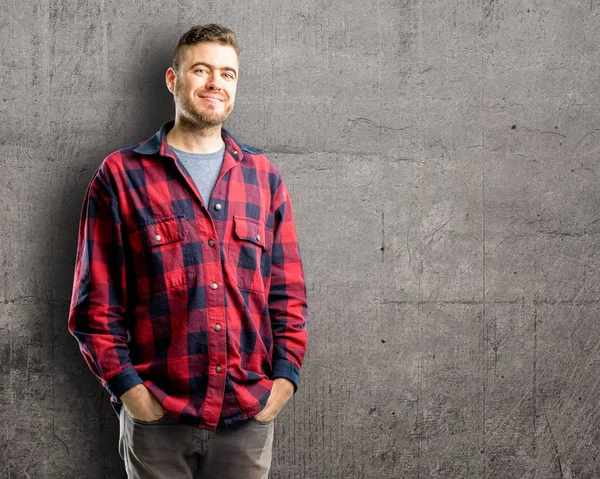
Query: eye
223 72 235 80
194 68 208 75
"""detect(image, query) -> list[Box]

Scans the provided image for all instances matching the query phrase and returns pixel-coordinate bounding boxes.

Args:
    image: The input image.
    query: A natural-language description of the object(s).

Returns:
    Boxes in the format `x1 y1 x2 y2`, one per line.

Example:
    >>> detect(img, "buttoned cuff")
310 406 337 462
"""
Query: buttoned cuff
106 368 144 400
272 360 300 393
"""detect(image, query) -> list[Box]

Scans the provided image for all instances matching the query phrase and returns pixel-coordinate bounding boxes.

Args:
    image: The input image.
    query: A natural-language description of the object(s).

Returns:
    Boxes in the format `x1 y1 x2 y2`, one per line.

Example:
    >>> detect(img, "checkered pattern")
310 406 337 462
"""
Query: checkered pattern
68 121 308 430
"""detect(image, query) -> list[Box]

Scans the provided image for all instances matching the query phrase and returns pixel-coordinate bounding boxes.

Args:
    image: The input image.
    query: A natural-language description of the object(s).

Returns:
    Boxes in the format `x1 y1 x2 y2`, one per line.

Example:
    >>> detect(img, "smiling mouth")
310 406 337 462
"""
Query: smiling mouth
198 95 225 102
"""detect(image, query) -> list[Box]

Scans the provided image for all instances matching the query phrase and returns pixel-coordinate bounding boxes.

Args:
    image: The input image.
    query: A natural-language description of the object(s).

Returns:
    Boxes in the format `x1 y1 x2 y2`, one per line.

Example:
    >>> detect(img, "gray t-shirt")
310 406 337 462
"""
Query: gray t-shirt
171 144 225 205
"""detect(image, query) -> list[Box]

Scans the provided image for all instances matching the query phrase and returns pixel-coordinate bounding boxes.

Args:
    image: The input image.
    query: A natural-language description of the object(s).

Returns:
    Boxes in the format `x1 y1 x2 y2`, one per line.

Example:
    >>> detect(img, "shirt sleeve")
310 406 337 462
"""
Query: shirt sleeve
268 181 308 393
67 170 143 401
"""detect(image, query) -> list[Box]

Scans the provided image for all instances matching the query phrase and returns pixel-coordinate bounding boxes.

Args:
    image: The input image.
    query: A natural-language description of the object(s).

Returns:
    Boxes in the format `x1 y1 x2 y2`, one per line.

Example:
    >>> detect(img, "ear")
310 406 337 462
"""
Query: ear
165 67 176 94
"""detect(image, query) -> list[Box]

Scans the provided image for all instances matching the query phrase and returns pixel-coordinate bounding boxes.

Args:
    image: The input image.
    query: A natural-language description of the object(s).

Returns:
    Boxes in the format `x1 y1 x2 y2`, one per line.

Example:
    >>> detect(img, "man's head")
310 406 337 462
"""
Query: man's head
166 24 240 129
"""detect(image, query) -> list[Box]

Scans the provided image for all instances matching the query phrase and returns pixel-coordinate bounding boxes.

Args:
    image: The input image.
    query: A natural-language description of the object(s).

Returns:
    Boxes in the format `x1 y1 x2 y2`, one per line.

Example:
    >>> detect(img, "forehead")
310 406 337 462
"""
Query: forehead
180 42 239 70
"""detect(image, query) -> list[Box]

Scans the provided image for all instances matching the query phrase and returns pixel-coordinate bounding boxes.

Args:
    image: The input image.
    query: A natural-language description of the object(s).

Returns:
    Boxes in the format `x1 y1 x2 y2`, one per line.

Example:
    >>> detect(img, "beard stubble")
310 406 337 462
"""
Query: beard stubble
175 85 234 131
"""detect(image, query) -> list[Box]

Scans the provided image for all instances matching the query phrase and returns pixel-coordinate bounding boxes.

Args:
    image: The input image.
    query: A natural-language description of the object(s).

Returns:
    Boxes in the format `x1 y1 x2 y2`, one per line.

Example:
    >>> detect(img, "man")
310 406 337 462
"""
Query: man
68 24 308 479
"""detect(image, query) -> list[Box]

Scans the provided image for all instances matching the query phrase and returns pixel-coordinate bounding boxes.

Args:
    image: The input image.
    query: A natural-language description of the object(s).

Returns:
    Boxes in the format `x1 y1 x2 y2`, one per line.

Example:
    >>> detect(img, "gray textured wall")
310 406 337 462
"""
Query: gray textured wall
2 1 599 478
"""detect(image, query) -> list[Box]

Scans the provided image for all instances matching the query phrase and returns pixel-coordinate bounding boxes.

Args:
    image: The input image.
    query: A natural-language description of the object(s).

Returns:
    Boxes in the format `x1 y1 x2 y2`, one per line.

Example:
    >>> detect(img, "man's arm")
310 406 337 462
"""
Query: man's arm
255 180 307 422
67 171 146 405
267 181 308 392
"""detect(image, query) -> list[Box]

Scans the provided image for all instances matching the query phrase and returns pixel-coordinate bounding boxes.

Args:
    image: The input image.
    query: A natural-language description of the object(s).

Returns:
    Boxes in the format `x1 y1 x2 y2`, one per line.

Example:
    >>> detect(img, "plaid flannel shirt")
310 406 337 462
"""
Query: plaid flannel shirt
68 121 308 430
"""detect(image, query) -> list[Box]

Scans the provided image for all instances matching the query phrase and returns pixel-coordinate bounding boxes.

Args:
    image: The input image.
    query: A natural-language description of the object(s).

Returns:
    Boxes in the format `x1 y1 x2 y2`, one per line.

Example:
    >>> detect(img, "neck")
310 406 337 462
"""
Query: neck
166 115 225 153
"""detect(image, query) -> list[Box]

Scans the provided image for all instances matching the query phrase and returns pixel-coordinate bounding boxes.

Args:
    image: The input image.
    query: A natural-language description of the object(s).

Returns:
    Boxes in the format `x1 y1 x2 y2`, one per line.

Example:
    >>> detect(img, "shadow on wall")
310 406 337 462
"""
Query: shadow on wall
57 29 182 479
120 27 178 144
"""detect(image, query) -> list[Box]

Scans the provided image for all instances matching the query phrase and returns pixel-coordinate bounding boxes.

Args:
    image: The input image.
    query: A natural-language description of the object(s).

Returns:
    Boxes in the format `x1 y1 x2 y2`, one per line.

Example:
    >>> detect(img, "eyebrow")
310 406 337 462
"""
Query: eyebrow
189 61 237 76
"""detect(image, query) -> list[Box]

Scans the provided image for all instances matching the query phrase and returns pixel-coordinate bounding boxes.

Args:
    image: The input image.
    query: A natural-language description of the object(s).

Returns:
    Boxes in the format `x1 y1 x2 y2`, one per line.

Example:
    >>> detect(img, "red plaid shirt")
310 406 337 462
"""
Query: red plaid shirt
68 121 308 430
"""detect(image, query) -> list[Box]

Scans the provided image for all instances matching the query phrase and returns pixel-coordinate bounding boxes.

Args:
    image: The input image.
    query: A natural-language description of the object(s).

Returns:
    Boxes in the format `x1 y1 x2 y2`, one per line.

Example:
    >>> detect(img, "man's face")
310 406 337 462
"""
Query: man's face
167 42 239 128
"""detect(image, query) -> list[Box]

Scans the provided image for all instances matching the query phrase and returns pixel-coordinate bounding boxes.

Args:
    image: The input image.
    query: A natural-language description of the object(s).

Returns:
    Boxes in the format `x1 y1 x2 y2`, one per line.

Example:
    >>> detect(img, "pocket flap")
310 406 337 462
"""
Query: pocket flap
233 216 273 251
139 216 186 249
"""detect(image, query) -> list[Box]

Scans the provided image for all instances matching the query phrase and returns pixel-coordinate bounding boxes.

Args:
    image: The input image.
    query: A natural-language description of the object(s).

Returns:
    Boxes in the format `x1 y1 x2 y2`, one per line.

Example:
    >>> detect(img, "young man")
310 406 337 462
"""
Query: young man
68 24 308 478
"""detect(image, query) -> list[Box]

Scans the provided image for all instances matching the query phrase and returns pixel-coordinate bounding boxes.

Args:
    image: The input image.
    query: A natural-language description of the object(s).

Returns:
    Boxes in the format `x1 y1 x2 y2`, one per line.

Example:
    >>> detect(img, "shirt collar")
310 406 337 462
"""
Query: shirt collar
133 120 244 161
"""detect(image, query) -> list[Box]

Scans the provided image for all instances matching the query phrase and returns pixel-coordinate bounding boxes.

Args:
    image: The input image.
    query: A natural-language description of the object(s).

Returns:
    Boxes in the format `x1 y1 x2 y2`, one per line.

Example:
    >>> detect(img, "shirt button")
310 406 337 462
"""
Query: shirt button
256 234 261 241
214 323 221 331
211 282 218 290
215 203 222 211
215 365 222 373
208 239 215 247
155 234 162 242
232 150 238 158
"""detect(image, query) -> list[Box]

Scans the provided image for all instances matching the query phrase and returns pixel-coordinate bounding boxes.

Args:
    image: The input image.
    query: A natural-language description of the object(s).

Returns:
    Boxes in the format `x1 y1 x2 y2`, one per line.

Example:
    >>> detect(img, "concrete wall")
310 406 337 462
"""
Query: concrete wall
2 1 599 477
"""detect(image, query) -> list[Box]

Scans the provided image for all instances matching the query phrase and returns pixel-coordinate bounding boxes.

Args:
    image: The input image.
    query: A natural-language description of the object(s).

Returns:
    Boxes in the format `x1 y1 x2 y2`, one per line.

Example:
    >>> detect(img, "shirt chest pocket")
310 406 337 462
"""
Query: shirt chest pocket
127 215 193 298
228 215 274 293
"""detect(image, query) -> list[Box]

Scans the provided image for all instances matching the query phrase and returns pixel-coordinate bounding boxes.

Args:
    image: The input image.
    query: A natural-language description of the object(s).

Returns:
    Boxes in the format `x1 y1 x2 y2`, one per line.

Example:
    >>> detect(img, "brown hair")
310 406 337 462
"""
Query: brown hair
172 24 240 72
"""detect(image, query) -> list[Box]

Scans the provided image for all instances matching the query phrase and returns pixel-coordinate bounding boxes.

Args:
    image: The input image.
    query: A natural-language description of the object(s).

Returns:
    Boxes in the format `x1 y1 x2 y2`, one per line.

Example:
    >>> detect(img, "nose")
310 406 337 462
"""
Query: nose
205 72 223 91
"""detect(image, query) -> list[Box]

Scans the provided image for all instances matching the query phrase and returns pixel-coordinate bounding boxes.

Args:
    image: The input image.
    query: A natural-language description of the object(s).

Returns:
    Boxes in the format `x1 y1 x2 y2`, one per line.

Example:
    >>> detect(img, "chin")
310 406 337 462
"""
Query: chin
189 113 230 128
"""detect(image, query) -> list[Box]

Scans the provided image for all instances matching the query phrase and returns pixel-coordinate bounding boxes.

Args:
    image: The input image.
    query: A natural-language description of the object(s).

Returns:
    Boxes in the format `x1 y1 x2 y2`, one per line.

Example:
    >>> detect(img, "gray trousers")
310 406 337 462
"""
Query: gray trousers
118 407 274 479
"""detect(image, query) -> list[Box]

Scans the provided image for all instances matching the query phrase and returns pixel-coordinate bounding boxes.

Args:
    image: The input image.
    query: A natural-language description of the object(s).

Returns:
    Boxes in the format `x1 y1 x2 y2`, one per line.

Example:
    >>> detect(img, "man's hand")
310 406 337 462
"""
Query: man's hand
120 384 165 422
254 378 295 423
